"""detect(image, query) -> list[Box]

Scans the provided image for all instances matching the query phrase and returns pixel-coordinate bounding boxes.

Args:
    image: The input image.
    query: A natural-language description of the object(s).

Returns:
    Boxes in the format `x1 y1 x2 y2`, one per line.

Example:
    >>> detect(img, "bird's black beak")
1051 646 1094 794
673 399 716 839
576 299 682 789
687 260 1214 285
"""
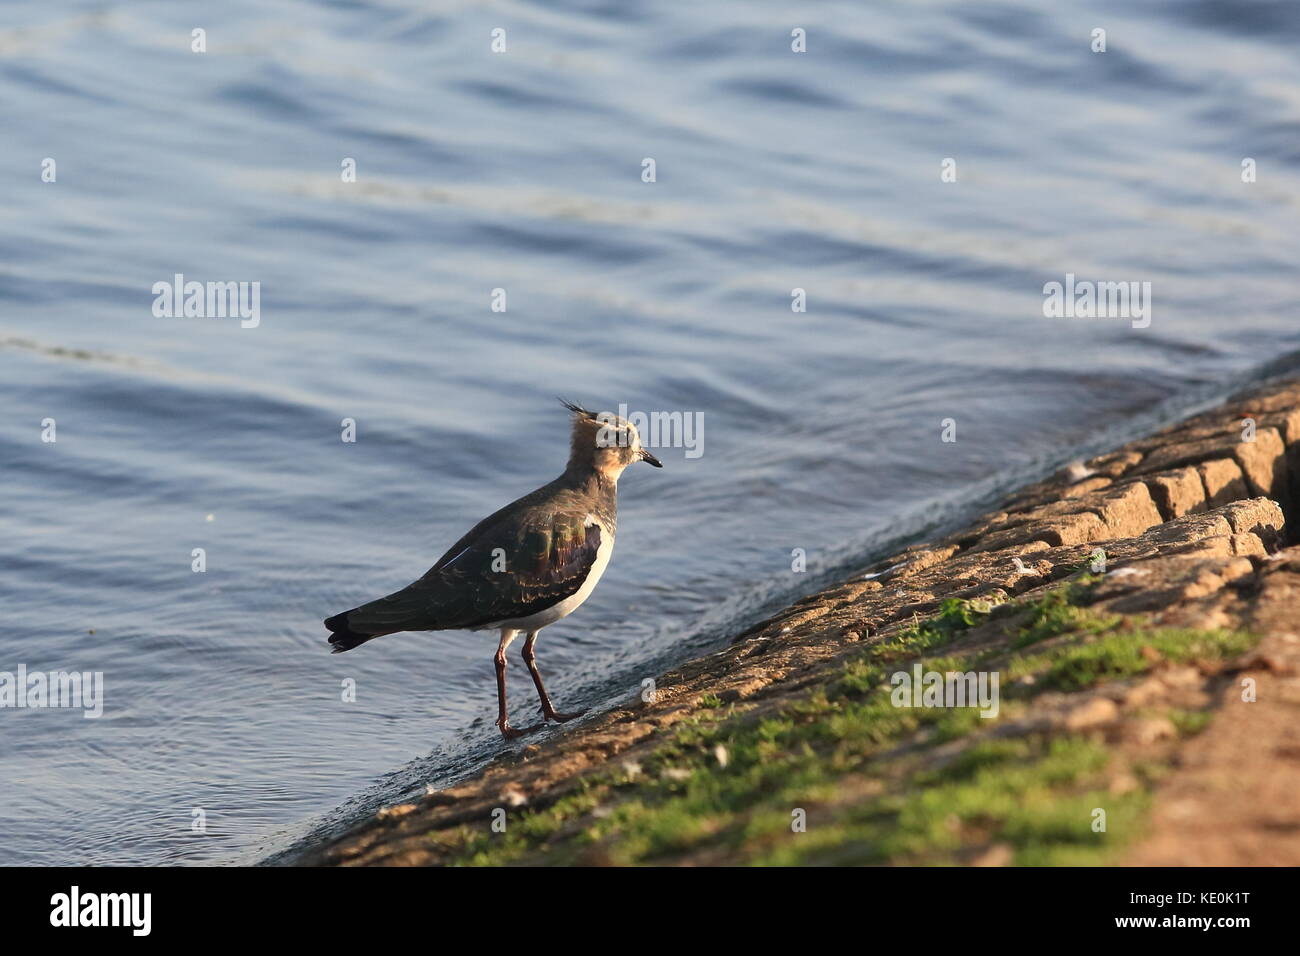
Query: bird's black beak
639 448 663 468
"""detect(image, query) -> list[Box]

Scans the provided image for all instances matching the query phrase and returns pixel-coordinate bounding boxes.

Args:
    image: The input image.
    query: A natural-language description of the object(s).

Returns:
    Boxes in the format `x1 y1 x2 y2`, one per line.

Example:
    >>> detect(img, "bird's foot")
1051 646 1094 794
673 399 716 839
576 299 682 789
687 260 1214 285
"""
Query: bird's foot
542 707 586 724
496 717 543 739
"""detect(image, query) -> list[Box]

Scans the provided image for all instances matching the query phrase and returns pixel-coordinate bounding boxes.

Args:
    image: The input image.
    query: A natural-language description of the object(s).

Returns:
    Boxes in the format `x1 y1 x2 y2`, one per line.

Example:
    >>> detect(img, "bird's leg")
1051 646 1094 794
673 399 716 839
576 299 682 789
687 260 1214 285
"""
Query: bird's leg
522 629 585 723
494 629 540 739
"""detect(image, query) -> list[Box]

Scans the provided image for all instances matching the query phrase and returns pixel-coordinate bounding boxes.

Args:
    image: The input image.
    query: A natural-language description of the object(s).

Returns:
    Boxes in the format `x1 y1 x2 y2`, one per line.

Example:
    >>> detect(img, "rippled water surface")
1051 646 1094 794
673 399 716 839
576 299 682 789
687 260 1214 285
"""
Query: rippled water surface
2 0 1298 864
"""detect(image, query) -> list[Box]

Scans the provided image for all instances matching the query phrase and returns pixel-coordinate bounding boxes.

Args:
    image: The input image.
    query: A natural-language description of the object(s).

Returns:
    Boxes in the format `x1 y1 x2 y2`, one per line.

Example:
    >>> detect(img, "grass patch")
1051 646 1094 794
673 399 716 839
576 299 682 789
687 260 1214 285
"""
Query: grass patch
1166 708 1214 737
832 597 993 698
887 598 997 658
1012 585 1118 649
1013 628 1255 692
432 595 1257 867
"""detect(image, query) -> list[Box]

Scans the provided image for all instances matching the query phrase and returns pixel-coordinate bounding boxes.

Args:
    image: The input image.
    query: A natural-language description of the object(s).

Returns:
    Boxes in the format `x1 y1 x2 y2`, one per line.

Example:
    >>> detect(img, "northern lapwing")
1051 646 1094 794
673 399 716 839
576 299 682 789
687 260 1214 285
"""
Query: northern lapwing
325 401 662 738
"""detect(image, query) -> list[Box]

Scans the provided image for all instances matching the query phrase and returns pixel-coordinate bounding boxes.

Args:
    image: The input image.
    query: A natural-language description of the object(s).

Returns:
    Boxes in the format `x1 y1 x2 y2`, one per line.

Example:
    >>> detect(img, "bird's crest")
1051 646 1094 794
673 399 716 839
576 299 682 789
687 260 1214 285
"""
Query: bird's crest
558 398 597 420
558 398 644 475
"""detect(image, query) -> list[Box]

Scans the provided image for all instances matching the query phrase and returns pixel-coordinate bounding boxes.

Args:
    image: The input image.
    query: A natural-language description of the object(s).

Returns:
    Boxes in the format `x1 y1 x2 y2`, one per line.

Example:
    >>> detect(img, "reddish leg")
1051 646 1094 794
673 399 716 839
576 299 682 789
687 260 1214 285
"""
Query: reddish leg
522 630 585 723
494 629 540 739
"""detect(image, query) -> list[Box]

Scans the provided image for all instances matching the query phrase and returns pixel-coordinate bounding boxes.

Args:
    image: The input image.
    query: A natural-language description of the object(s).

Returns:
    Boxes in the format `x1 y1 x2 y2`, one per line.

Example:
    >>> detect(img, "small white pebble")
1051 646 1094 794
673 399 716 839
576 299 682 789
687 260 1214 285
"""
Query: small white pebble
863 562 904 581
1063 460 1095 483
1012 556 1038 575
1108 567 1150 579
662 767 691 782
714 745 729 768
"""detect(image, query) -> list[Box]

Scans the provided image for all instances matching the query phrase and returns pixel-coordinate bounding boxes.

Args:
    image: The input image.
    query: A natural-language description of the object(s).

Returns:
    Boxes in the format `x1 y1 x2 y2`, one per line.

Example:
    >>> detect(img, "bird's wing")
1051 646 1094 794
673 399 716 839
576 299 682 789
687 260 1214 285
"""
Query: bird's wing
341 508 604 635
427 484 551 573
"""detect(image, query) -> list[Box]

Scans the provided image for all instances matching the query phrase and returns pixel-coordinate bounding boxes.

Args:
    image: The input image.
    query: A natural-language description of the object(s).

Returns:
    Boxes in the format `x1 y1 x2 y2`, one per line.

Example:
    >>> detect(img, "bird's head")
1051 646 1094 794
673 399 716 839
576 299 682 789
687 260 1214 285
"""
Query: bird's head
561 399 663 480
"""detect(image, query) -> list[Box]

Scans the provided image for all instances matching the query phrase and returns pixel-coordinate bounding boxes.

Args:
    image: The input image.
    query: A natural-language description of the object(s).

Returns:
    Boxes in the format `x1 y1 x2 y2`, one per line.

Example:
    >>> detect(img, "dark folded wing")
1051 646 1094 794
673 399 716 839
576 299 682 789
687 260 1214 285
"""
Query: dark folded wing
342 510 603 635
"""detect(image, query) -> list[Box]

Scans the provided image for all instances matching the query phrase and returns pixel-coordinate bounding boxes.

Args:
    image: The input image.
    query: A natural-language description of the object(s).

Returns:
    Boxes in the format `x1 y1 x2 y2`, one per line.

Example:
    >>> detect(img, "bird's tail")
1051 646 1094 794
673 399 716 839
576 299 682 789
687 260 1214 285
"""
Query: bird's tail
325 610 380 654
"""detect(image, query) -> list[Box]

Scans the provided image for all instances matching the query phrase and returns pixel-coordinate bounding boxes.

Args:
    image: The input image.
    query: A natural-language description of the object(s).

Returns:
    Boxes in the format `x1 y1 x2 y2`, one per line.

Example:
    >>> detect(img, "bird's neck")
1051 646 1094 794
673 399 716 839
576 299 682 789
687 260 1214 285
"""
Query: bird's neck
562 463 620 496
558 464 619 529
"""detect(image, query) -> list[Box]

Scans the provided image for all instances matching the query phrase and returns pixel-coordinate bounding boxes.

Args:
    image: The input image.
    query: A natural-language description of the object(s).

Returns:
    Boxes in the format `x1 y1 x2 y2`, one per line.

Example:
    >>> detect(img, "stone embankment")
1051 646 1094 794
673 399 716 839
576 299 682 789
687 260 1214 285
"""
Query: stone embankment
293 377 1300 866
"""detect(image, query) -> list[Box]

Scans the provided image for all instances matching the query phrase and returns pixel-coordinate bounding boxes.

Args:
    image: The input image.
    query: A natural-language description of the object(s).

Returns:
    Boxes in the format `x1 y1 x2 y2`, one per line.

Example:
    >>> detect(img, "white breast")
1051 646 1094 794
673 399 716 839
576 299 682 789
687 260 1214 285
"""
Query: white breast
492 516 615 633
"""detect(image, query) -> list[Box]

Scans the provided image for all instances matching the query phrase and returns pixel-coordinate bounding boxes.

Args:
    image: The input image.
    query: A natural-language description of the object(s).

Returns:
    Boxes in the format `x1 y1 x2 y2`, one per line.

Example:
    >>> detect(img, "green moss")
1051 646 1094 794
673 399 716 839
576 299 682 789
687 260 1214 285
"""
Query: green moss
1012 585 1119 649
1014 628 1255 692
833 598 993 700
833 658 884 697
451 783 607 866
1167 708 1213 736
885 736 1123 864
887 597 996 659
751 734 1148 866
428 595 1257 867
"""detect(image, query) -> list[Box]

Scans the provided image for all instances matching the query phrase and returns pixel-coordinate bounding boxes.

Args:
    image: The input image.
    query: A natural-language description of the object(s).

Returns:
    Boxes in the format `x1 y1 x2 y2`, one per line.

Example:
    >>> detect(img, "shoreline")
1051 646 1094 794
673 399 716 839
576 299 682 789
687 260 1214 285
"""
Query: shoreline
285 374 1300 866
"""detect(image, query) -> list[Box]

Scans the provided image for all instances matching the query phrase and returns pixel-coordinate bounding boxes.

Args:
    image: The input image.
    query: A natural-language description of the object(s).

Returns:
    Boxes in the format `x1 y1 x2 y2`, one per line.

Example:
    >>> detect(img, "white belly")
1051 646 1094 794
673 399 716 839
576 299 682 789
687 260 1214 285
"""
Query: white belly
491 522 614 633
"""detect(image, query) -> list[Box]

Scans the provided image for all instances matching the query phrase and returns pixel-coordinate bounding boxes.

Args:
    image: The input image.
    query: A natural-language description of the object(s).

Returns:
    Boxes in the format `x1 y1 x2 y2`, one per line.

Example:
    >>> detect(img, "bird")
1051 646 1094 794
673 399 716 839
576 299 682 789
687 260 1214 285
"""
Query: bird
324 400 663 738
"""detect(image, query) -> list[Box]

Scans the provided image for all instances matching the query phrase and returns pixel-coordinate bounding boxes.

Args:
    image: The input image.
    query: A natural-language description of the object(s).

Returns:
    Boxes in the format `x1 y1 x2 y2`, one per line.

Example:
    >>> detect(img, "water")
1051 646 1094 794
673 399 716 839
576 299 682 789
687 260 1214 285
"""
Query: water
2 0 1298 865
